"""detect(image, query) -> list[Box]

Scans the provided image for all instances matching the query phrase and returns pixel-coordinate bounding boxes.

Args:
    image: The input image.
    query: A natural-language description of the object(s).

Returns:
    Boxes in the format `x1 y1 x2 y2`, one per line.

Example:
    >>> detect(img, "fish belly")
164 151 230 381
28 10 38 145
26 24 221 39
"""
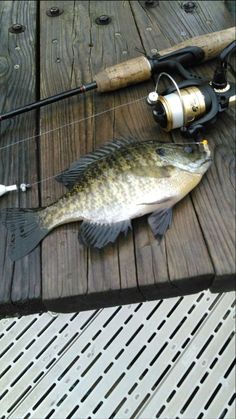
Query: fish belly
101 170 202 223
81 176 177 224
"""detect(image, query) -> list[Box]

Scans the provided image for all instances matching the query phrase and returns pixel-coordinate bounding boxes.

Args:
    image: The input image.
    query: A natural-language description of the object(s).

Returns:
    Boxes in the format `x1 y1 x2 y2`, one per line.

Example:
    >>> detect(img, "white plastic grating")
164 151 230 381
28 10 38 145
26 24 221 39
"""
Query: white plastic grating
0 290 235 419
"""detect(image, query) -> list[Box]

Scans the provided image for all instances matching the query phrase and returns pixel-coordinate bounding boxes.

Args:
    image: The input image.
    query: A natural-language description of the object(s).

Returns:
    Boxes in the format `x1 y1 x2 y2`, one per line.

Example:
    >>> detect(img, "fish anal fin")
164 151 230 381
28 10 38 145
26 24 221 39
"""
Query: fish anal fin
148 207 173 242
78 219 132 249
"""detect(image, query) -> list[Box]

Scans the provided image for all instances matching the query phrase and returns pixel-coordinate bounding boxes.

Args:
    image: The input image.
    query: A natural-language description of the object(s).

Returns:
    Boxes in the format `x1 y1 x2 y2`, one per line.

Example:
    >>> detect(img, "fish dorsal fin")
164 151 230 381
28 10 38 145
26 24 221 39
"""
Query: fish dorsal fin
56 137 137 189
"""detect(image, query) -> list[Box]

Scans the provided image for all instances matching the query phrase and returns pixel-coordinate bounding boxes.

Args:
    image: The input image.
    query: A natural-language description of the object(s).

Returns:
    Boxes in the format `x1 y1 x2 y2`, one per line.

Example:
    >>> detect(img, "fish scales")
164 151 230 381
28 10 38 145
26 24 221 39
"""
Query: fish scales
41 142 165 228
0 138 212 260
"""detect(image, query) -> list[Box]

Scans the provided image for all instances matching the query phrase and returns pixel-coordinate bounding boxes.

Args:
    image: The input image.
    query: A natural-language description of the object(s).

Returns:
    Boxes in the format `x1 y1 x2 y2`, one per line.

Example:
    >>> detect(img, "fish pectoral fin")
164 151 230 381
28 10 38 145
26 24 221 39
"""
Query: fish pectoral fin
138 197 174 206
78 220 132 249
148 207 173 243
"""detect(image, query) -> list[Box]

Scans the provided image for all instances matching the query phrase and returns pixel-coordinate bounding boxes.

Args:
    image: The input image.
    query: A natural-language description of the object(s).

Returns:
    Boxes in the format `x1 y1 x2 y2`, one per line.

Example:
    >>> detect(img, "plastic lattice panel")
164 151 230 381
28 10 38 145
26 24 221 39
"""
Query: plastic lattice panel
0 290 235 419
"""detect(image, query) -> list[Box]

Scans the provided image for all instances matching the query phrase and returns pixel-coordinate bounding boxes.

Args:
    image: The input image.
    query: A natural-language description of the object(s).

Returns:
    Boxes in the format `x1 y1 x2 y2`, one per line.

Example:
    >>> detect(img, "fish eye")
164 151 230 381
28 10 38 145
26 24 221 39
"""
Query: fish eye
156 148 165 156
184 146 193 154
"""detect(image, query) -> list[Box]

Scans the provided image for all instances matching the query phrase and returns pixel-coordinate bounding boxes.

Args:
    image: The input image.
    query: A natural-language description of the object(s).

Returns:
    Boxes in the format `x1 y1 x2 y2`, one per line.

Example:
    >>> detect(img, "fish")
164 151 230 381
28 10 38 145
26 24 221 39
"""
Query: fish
0 137 212 261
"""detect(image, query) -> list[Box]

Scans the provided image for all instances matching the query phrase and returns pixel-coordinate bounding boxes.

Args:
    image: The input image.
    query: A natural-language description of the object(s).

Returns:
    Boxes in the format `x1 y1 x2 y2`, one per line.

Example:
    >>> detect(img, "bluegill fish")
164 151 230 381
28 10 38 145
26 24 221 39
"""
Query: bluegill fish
0 137 212 261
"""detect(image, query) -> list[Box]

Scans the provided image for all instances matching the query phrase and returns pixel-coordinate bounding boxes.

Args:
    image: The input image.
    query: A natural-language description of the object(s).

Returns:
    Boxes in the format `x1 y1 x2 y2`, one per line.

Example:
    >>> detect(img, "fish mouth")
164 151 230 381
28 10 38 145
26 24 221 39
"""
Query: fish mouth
193 157 213 174
202 157 213 164
184 157 213 174
202 157 213 163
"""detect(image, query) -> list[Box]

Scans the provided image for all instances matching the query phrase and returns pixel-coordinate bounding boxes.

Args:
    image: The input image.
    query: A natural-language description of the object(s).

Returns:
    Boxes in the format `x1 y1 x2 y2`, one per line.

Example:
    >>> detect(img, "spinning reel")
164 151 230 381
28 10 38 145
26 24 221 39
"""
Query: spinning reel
147 41 236 139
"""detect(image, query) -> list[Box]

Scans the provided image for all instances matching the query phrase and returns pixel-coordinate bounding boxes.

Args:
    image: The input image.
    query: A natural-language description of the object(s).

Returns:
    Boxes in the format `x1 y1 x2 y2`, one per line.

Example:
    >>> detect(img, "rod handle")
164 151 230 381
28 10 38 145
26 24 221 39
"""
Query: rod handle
160 27 236 61
95 56 152 92
95 27 236 92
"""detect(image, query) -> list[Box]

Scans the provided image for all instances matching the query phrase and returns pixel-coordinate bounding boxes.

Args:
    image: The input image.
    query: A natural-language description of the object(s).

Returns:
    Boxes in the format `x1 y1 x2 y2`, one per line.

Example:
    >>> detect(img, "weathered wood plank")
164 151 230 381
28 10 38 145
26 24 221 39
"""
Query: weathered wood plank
39 1 91 310
41 1 140 311
153 0 236 290
41 0 235 313
41 0 177 312
131 0 235 293
130 0 216 293
0 0 43 317
0 0 228 315
87 0 155 304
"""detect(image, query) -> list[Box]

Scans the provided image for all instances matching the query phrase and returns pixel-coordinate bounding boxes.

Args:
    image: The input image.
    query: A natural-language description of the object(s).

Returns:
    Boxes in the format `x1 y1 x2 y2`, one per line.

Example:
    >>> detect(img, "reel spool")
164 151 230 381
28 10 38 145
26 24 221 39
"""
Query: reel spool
148 73 209 131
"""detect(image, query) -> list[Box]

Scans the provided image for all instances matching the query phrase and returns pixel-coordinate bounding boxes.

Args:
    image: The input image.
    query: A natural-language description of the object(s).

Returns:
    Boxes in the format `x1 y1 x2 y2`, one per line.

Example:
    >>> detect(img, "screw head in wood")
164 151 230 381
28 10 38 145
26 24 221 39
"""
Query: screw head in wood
46 7 64 17
182 1 197 13
144 0 159 7
9 23 26 33
95 15 111 25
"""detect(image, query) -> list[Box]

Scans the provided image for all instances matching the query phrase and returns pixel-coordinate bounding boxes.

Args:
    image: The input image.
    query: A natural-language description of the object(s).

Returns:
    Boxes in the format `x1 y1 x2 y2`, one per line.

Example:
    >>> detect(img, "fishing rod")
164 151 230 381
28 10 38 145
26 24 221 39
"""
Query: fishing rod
0 27 235 121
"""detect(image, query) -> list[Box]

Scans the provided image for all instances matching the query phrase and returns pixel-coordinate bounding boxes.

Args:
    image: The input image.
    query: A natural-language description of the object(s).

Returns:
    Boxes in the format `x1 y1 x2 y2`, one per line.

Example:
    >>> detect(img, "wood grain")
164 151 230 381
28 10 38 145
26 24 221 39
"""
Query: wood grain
131 0 235 291
0 1 43 317
87 0 144 307
0 1 235 316
42 0 235 312
41 0 175 312
130 0 214 291
40 1 91 309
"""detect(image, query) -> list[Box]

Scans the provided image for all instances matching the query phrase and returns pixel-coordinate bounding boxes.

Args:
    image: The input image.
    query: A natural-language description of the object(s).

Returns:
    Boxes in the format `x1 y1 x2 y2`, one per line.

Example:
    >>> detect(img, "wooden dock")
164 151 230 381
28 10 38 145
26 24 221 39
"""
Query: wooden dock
0 1 235 317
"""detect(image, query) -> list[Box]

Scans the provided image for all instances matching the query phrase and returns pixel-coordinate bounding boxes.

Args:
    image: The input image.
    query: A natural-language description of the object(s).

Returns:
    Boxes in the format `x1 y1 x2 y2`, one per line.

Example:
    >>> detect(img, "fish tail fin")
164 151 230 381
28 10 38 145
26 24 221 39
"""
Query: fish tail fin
0 208 49 261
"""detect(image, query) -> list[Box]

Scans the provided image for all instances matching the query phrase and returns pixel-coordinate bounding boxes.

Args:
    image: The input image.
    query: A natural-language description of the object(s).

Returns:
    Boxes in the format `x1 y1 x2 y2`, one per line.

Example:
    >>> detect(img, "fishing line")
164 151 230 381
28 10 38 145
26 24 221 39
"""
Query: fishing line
0 138 208 195
0 95 147 152
28 141 208 189
0 92 208 194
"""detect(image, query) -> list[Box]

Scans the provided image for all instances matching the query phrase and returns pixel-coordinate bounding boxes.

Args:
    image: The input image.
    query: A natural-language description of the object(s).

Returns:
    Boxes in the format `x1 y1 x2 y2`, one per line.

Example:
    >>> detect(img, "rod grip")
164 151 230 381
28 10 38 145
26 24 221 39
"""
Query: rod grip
159 27 236 61
95 27 235 92
95 56 152 92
